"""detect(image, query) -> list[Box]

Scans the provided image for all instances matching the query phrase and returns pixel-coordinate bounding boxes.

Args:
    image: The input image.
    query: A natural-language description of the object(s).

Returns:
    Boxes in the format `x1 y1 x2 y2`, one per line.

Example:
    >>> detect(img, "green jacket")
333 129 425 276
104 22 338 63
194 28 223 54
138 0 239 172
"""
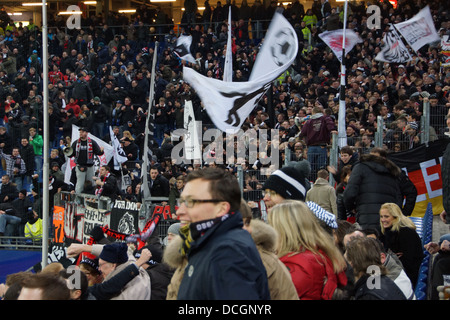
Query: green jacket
30 134 43 156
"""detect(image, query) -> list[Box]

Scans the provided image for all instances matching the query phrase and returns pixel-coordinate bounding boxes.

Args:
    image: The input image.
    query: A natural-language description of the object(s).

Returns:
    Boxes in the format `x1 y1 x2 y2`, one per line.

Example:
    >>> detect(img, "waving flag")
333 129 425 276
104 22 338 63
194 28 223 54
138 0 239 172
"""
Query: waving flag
319 29 362 63
174 34 197 64
223 6 233 82
183 11 298 133
376 24 412 63
109 126 128 170
394 6 440 52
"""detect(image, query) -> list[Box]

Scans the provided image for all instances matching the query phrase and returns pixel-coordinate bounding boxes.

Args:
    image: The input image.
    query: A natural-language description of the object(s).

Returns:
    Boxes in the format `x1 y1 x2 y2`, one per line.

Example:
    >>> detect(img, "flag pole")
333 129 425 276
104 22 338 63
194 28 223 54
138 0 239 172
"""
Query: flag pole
338 0 349 149
41 0 50 269
141 42 159 201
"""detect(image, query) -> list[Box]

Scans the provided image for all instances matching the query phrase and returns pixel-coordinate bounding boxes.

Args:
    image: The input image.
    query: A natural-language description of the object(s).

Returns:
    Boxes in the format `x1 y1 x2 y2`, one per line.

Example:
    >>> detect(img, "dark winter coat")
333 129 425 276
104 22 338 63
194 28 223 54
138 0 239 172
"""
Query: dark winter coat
353 273 406 300
379 226 424 288
177 211 270 300
343 154 402 230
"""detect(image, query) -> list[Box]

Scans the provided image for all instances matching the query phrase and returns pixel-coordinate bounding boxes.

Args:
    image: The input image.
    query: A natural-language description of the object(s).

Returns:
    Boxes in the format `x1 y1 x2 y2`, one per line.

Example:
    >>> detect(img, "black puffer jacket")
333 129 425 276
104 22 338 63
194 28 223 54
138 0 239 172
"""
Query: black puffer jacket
343 154 402 230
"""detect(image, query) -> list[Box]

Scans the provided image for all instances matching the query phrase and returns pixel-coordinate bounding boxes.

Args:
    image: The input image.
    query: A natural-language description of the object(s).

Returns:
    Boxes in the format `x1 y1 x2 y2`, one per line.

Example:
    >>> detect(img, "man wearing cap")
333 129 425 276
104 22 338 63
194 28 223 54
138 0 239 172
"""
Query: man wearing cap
262 166 309 213
67 242 152 300
66 127 104 194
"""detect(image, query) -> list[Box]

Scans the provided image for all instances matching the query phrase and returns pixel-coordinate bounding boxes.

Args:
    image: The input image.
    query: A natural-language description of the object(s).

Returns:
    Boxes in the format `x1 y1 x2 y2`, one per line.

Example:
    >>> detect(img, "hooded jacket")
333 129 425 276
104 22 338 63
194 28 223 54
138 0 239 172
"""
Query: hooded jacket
343 154 402 230
248 219 299 300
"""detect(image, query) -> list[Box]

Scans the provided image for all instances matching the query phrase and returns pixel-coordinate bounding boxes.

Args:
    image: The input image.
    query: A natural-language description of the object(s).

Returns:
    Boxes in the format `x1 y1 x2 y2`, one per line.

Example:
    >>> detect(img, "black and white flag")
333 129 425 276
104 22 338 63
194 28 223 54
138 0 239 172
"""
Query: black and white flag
109 126 128 170
174 34 197 64
182 12 298 133
375 24 412 63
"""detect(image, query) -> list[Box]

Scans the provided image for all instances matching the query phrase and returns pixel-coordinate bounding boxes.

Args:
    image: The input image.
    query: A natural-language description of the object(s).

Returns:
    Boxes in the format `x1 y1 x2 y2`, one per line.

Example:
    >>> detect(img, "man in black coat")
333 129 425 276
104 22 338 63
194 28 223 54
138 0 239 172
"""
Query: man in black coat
94 165 120 201
343 152 402 231
371 147 418 217
148 166 170 198
0 174 19 203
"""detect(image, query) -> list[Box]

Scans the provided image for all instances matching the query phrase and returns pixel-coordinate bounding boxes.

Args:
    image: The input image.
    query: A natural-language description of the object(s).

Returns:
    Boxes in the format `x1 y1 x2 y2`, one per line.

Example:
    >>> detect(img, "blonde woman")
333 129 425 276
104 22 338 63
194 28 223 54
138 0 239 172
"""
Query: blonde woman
269 200 348 300
379 202 424 288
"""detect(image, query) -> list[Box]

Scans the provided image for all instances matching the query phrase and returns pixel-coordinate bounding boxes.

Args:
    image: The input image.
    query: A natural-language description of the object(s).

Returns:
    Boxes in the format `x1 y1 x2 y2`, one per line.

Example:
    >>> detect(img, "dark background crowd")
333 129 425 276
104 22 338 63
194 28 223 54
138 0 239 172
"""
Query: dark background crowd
0 0 449 227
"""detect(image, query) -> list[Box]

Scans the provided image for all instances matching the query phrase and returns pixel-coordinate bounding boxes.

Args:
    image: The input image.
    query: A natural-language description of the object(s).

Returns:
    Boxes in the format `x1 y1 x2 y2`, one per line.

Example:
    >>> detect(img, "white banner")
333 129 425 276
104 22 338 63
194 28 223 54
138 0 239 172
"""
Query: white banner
183 12 298 133
318 29 362 63
394 6 440 52
223 6 233 82
64 125 114 184
184 100 202 160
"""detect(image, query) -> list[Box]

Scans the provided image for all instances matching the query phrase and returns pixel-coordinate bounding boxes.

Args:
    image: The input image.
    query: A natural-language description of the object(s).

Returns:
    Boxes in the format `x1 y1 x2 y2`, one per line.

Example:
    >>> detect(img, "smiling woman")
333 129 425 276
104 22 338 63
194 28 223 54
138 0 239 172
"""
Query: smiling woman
378 203 424 289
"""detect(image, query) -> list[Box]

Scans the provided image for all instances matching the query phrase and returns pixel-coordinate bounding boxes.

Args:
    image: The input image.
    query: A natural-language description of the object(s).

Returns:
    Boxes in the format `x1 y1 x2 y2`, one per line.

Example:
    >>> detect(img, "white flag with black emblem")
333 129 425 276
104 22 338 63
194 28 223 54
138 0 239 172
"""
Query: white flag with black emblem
182 11 298 133
174 34 197 64
110 126 128 169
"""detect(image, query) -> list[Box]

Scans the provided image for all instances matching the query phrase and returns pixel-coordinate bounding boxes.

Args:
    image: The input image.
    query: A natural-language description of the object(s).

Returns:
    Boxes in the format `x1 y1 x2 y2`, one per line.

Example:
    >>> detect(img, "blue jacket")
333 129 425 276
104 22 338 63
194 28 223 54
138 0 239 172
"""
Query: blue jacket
177 211 270 300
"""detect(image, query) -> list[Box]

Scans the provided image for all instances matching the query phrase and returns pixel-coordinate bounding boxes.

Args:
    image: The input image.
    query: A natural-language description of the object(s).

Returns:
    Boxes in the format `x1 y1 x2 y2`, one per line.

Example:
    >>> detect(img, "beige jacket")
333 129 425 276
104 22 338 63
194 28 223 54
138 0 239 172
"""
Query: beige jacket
305 177 338 216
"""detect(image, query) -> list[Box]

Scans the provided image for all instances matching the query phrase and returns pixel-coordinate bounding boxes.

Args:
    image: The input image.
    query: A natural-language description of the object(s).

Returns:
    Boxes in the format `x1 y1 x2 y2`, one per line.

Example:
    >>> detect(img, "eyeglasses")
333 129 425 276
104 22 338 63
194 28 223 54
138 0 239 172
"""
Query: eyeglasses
262 190 278 198
177 197 224 208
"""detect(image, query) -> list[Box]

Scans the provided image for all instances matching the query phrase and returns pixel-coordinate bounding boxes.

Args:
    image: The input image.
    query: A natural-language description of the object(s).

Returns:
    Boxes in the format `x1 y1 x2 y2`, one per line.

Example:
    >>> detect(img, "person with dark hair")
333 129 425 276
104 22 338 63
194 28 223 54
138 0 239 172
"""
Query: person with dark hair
17 272 71 300
66 126 104 194
174 167 270 299
370 147 417 216
148 166 170 197
343 148 402 231
93 165 120 201
344 236 407 300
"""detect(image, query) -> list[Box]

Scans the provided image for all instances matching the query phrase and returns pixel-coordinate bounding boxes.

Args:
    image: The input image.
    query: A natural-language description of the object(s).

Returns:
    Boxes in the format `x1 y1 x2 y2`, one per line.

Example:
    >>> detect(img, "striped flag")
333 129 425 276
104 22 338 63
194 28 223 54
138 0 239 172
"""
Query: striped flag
141 42 159 200
376 24 412 63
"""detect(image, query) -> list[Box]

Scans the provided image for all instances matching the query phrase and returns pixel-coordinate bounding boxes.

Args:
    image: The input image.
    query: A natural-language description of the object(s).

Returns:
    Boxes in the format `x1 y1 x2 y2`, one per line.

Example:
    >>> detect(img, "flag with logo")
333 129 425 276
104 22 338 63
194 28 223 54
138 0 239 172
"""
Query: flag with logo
375 24 412 63
109 126 128 170
182 11 298 133
318 29 363 63
393 5 440 52
174 34 197 64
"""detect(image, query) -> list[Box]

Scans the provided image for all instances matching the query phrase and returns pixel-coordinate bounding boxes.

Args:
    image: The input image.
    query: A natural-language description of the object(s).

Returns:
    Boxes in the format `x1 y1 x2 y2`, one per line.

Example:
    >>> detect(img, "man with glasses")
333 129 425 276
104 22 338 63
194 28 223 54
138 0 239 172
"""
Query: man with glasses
175 167 270 300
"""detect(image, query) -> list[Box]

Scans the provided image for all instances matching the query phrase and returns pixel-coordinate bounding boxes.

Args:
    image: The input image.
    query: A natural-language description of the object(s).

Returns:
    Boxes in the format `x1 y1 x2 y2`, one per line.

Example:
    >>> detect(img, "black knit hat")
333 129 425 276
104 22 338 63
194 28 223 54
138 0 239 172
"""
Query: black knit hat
99 242 128 264
262 166 307 201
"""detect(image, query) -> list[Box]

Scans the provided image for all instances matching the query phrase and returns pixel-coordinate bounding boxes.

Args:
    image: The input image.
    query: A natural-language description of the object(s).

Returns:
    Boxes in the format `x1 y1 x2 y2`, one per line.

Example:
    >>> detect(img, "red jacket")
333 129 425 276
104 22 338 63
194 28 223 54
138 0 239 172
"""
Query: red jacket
280 249 347 300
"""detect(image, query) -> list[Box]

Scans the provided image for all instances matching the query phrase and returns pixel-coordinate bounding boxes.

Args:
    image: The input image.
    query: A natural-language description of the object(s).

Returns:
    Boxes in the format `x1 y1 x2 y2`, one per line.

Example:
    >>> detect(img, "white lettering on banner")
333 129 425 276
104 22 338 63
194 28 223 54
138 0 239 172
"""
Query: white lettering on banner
66 5 81 30
367 5 381 30
420 159 442 199
82 206 111 244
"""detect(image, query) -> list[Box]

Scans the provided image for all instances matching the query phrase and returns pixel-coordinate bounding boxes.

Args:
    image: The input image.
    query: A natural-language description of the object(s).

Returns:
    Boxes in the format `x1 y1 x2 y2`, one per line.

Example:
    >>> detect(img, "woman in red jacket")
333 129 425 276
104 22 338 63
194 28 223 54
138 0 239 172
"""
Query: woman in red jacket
269 200 348 299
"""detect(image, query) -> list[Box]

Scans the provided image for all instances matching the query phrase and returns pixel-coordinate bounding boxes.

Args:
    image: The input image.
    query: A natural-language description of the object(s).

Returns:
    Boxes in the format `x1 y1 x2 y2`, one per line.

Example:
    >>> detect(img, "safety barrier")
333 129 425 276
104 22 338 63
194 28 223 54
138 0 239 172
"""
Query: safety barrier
412 202 433 300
